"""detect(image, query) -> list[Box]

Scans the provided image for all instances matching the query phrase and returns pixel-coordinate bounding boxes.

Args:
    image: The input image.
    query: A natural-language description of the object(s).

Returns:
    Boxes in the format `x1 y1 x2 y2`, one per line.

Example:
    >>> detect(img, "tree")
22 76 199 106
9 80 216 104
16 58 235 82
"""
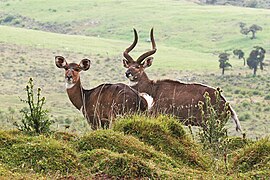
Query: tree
246 46 266 76
239 22 249 35
233 49 245 66
218 53 232 75
239 22 262 39
249 24 262 39
255 46 266 70
205 0 217 4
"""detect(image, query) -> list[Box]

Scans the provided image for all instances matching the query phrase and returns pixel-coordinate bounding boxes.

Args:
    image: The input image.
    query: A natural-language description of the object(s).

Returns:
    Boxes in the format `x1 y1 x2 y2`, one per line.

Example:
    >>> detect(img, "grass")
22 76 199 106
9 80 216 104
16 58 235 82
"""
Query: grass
0 0 269 139
0 116 269 179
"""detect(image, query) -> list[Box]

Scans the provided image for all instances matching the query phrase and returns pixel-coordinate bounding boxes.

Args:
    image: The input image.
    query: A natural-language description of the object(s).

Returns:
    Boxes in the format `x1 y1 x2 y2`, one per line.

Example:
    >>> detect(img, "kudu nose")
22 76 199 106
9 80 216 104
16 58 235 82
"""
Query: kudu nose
66 74 72 80
125 71 131 78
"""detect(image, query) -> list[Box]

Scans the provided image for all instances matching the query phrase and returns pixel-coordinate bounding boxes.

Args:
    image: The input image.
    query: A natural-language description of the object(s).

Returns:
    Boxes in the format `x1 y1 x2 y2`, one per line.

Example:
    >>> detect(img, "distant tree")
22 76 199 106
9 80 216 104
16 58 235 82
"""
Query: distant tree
246 46 266 76
239 23 262 39
218 53 232 75
205 0 217 4
239 22 250 35
233 49 245 66
255 46 266 70
249 24 262 39
245 0 258 8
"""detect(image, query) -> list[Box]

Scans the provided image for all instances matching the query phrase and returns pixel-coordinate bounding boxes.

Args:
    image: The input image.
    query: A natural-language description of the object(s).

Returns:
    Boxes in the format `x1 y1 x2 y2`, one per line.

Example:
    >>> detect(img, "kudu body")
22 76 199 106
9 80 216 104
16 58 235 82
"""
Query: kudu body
122 29 241 131
55 56 150 130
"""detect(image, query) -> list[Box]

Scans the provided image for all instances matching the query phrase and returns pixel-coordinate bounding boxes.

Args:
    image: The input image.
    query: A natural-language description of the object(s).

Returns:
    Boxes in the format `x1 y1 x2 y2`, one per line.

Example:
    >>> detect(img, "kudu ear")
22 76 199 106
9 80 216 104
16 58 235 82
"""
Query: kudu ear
79 59 91 71
55 56 67 68
142 57 153 68
123 59 130 68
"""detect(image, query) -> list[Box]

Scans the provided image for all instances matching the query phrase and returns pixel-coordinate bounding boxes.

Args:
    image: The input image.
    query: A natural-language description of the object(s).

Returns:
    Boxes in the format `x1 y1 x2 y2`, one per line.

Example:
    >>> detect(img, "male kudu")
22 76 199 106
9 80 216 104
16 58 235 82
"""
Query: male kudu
122 29 241 131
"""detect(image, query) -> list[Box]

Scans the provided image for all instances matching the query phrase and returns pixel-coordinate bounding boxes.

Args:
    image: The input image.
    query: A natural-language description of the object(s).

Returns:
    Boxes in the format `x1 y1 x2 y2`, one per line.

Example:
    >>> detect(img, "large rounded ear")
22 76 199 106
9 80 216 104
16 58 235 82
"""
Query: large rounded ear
142 57 153 68
55 56 67 68
123 59 130 68
79 59 91 71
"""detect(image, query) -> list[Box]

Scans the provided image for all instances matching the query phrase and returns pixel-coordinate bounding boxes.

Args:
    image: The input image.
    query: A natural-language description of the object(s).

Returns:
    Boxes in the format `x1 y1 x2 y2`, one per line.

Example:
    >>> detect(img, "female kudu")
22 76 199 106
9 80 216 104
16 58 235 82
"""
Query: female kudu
55 56 152 130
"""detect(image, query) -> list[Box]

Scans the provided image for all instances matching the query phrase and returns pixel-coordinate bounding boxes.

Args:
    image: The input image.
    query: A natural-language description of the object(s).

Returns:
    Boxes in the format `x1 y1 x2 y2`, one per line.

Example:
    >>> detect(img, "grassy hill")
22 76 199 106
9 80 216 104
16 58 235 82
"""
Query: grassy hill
0 0 269 138
0 116 269 179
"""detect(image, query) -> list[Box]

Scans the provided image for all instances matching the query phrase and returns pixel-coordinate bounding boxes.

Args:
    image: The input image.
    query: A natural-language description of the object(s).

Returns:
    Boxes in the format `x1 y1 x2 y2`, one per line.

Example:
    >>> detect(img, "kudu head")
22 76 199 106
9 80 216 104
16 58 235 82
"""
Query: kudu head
55 56 91 89
123 28 157 82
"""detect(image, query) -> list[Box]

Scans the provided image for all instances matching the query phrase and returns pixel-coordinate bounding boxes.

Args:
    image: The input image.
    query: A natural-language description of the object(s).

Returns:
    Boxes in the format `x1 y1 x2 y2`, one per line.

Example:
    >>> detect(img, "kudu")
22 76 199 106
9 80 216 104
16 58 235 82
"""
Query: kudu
122 28 241 131
55 56 152 130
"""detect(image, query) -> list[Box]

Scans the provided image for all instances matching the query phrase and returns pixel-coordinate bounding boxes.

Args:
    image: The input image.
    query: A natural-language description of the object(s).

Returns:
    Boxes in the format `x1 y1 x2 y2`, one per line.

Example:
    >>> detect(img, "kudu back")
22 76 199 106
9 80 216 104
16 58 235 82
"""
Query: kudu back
55 56 150 130
122 28 241 131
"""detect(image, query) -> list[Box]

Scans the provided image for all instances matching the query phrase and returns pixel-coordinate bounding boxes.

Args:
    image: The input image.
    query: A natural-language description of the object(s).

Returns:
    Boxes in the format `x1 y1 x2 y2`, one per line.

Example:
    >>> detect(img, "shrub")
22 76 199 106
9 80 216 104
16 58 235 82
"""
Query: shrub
14 78 53 134
264 95 270 100
239 112 252 121
2 15 15 23
197 89 230 157
245 0 258 8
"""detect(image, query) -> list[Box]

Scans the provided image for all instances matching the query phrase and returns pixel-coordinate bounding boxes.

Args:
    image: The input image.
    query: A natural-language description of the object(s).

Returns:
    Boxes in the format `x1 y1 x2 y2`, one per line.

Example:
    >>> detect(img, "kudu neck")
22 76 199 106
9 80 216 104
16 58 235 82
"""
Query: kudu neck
132 71 153 94
66 78 84 110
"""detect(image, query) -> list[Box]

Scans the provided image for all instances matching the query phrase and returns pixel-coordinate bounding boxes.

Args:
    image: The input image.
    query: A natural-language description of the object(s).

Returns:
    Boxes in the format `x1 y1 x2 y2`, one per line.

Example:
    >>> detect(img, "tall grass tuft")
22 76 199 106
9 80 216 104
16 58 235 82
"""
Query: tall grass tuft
14 78 53 134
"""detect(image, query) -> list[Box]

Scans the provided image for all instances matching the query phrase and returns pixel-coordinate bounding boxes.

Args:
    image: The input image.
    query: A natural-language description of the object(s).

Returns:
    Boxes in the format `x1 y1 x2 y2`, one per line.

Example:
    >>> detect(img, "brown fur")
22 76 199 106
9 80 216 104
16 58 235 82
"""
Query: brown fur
123 28 241 131
55 56 147 130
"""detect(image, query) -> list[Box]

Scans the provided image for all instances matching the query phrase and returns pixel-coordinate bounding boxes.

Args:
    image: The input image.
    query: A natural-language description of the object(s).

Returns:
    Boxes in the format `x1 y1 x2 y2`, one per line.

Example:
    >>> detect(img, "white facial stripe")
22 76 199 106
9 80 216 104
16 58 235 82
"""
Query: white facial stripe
66 82 75 89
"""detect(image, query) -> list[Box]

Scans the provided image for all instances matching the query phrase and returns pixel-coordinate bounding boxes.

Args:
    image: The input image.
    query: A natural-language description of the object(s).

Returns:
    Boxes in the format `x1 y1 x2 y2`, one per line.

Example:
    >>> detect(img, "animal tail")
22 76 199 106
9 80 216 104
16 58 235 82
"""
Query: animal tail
139 93 154 110
220 94 242 131
229 104 242 131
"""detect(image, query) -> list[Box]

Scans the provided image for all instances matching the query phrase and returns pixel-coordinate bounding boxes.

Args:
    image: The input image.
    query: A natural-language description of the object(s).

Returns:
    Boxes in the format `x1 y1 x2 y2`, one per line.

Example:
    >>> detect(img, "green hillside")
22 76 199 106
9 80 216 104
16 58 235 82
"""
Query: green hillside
1 0 269 51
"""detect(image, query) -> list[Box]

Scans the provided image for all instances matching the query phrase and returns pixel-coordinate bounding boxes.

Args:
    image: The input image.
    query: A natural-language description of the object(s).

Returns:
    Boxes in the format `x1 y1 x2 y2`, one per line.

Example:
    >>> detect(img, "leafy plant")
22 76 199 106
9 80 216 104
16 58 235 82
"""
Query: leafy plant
14 78 53 134
198 89 230 157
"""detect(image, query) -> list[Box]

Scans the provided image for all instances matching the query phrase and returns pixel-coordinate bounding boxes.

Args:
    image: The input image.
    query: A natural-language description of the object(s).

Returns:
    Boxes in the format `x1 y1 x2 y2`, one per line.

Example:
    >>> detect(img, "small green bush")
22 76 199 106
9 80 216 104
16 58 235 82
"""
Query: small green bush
252 90 261 95
239 112 252 121
14 78 53 134
264 95 270 100
2 15 15 23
